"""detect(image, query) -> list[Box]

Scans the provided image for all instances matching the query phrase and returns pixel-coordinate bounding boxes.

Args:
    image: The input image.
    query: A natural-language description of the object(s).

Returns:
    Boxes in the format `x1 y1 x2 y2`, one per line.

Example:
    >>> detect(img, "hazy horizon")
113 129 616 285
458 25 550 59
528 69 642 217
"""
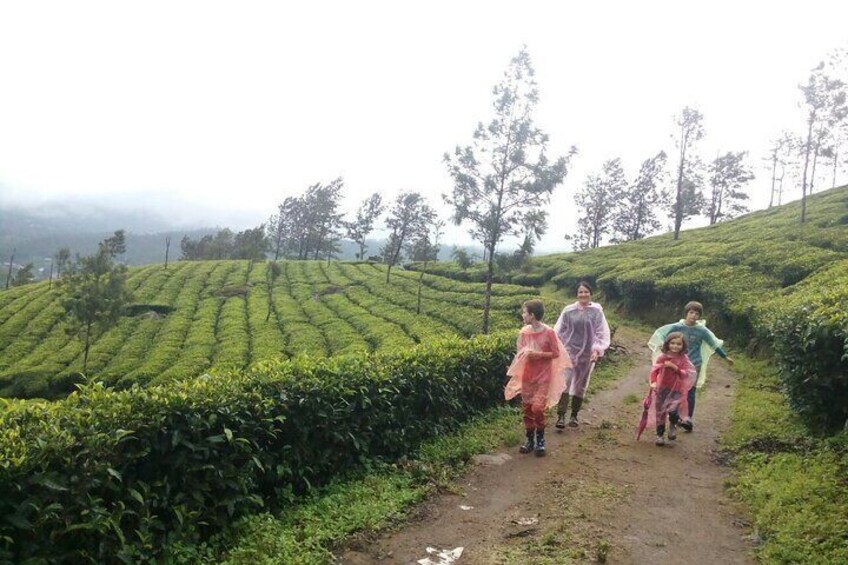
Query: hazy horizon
2 1 848 253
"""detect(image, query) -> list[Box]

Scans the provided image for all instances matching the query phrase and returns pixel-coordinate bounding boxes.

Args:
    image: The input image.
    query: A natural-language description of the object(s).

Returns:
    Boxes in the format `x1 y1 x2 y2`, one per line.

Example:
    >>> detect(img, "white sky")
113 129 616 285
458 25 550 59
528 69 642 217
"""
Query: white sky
1 0 846 251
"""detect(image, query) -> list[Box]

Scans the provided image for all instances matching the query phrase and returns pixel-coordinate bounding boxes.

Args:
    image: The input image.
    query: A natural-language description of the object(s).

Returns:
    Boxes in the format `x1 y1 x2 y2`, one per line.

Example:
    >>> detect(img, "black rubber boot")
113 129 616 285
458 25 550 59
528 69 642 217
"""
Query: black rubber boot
569 396 583 427
556 394 570 429
555 413 567 430
534 428 546 457
519 429 535 454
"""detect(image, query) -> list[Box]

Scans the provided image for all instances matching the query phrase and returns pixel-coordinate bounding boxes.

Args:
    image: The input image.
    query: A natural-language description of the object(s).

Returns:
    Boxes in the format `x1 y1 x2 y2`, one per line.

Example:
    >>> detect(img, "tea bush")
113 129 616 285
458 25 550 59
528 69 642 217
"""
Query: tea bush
0 333 514 562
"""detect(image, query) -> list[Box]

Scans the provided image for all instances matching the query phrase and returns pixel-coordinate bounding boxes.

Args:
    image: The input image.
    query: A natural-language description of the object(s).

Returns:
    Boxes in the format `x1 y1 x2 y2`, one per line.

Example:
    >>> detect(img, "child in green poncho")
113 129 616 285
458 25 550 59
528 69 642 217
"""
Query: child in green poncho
648 301 734 432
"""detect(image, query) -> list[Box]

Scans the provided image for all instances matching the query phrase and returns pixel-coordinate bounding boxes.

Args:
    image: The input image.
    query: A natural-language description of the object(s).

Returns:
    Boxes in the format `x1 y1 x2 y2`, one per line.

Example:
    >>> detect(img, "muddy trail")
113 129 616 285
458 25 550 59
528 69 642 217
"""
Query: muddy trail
340 326 753 565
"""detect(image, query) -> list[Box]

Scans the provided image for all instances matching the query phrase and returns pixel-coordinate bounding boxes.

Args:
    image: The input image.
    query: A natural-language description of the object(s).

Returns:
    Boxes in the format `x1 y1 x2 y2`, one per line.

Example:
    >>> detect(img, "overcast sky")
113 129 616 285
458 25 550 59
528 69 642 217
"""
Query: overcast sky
1 0 846 251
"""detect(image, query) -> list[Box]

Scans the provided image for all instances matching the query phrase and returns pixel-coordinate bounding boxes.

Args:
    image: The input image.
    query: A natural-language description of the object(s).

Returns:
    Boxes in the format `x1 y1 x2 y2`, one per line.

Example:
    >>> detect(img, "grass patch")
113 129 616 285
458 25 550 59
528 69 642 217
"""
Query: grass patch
218 406 522 564
724 356 848 564
623 393 640 405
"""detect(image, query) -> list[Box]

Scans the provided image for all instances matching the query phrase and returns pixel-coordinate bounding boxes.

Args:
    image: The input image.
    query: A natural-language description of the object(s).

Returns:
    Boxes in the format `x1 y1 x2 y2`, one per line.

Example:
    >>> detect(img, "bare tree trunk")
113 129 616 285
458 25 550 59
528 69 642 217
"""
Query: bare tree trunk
768 150 778 208
83 321 92 373
801 118 814 223
5 248 15 290
674 130 687 239
165 236 172 269
416 270 424 315
482 247 494 334
778 166 786 205
48 261 54 289
810 135 822 196
832 146 839 189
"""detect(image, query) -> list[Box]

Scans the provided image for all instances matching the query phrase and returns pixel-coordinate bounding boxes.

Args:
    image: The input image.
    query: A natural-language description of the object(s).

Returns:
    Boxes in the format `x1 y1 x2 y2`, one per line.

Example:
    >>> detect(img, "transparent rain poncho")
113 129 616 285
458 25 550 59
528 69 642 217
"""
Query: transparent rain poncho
553 302 611 398
505 324 571 408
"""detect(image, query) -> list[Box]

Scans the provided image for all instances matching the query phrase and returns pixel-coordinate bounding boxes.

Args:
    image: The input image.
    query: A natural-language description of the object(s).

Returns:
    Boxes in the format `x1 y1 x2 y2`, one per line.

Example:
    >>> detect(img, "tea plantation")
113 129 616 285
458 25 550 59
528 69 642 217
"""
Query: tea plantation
0 261 542 399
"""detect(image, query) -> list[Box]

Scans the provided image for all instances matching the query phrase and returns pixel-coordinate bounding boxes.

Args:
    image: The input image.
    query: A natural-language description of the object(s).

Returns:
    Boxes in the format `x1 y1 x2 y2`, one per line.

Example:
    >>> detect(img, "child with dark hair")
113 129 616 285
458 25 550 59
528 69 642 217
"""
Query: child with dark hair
647 332 696 445
505 300 571 457
648 301 734 432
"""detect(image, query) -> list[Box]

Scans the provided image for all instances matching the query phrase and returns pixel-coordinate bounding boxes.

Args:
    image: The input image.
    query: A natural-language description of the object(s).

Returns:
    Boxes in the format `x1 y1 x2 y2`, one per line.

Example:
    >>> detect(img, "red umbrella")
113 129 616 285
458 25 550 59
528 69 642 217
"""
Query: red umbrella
635 387 654 440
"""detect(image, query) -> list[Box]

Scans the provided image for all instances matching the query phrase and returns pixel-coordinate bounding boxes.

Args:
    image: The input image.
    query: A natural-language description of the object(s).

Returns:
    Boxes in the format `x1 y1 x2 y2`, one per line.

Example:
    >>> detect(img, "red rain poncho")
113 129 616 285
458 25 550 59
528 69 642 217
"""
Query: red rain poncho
642 352 696 433
505 324 571 408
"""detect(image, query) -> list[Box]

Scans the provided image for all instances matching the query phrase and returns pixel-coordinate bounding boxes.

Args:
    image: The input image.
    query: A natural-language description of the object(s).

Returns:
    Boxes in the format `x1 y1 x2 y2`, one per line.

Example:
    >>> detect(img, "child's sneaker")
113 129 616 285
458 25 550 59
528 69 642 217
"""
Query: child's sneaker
668 423 677 441
555 414 566 429
655 435 665 446
680 419 694 433
534 435 546 457
519 430 535 454
568 416 579 428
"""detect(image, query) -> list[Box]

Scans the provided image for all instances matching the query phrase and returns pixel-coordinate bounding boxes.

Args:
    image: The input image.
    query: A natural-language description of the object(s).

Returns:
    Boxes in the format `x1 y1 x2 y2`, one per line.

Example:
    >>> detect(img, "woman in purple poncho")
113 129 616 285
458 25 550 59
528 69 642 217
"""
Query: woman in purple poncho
553 281 611 429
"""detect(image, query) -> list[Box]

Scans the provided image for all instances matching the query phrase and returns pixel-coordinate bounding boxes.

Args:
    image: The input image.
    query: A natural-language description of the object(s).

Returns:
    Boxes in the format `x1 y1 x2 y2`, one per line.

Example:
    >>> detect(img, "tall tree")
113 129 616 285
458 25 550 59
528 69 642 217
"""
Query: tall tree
671 107 705 239
766 133 794 208
11 263 35 287
409 218 445 315
345 192 384 260
5 248 15 290
671 155 707 228
267 196 302 260
103 229 127 258
571 158 627 250
514 209 548 264
798 60 847 222
265 261 282 322
612 151 668 242
164 235 172 269
707 151 755 224
61 237 133 372
381 192 434 283
55 247 71 279
444 48 574 333
300 178 345 261
233 225 268 260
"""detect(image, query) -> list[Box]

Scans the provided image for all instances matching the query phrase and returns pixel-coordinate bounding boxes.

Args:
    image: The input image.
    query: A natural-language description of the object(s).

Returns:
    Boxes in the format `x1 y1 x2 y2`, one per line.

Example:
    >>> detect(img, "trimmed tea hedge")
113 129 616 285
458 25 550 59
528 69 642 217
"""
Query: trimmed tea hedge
0 333 514 562
758 260 848 432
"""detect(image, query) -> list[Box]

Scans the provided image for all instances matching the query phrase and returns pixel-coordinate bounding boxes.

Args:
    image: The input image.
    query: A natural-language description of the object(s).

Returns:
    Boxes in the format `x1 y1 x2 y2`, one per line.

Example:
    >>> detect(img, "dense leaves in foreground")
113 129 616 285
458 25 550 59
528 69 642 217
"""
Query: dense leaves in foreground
0 334 513 563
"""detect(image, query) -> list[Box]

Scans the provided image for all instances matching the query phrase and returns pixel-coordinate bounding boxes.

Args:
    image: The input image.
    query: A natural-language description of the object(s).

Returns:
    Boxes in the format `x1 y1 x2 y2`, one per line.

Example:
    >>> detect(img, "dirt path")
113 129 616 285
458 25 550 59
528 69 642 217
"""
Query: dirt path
340 326 753 564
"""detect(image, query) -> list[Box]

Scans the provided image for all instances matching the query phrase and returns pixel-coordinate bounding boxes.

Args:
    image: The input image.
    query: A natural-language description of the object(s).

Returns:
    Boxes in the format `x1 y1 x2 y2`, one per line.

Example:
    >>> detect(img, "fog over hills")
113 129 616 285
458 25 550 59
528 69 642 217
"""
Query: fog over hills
0 195 468 276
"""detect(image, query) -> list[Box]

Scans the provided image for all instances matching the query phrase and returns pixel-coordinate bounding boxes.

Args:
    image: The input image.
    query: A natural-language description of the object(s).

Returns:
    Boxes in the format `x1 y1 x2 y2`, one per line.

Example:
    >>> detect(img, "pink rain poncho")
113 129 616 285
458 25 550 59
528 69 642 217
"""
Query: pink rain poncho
553 302 611 399
642 352 696 433
505 324 571 408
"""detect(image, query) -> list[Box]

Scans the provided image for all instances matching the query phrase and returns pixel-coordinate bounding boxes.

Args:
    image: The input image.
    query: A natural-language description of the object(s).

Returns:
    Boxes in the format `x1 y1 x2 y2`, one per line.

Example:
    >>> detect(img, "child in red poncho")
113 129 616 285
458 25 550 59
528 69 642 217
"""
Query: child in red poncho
505 300 571 457
649 332 696 446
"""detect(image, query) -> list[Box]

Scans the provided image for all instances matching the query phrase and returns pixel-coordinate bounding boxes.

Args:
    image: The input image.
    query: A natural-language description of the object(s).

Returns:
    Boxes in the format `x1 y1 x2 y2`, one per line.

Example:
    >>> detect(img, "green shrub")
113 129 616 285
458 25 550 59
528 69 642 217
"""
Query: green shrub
760 260 848 433
0 333 514 562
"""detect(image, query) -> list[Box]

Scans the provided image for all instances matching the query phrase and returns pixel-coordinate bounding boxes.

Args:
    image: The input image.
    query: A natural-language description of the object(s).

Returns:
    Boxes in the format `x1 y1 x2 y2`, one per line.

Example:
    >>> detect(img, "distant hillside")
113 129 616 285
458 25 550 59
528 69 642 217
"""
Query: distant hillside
0 203 461 277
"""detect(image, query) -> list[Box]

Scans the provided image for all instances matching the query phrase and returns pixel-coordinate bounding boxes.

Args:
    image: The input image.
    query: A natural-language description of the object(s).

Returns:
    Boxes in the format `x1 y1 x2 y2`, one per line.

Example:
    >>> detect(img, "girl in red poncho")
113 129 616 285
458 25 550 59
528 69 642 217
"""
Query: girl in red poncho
505 300 571 457
648 332 696 446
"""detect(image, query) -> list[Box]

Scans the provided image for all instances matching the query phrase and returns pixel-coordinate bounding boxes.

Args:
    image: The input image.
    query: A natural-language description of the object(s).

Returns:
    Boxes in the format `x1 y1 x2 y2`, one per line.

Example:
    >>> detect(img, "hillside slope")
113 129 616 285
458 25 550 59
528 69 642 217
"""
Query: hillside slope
0 261 539 398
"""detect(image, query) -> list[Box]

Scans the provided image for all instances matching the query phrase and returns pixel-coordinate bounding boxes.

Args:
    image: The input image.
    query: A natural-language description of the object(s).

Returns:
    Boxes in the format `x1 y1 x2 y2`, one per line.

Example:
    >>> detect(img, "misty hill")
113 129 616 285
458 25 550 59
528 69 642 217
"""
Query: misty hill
0 201 467 277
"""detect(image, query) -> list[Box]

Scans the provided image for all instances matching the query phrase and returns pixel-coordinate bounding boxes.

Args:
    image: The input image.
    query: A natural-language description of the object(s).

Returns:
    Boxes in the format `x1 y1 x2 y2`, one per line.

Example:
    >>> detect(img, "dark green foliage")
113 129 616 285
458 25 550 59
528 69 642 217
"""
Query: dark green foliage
0 334 513 562
180 226 269 261
760 260 848 433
